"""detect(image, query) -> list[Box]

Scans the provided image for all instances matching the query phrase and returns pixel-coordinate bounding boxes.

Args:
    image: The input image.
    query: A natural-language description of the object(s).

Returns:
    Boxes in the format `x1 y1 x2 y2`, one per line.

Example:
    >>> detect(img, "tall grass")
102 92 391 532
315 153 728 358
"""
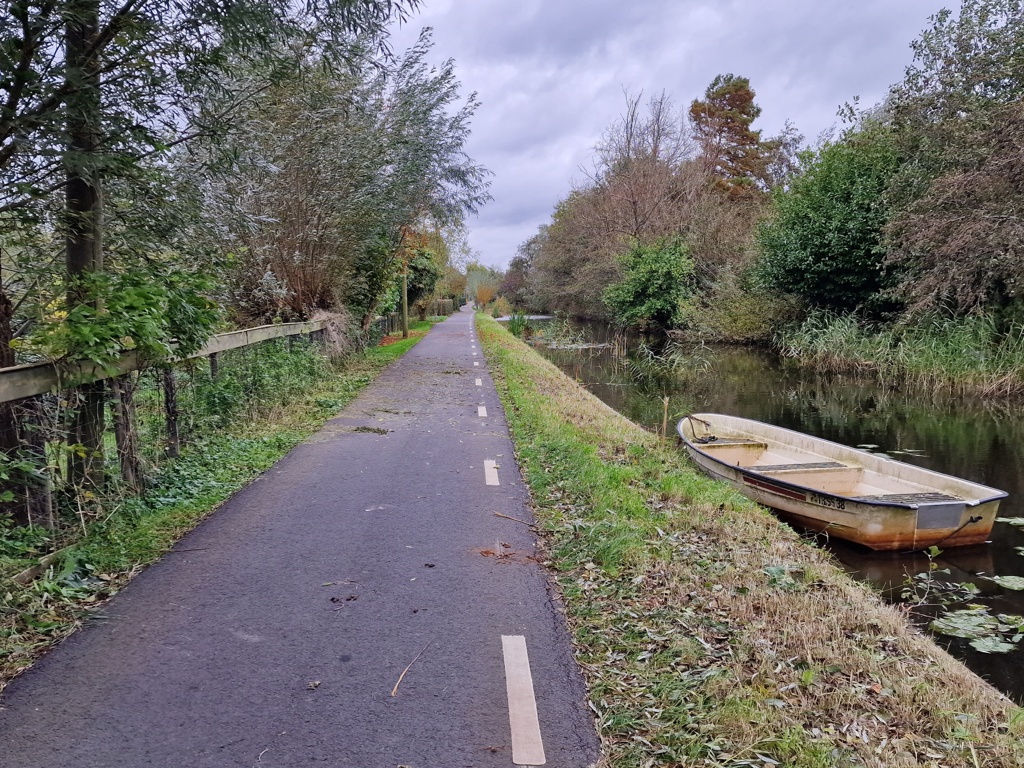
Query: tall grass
779 313 1024 397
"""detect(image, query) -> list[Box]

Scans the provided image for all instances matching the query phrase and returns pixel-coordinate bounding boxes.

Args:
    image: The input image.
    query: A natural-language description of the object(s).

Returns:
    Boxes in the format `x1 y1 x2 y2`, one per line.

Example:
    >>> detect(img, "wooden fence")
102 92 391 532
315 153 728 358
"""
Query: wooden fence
0 320 325 406
0 320 327 528
0 303 460 528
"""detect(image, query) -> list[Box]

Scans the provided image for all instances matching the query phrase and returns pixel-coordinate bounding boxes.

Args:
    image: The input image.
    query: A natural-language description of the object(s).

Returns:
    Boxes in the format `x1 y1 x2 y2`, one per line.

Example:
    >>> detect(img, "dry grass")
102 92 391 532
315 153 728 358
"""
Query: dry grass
477 313 1024 768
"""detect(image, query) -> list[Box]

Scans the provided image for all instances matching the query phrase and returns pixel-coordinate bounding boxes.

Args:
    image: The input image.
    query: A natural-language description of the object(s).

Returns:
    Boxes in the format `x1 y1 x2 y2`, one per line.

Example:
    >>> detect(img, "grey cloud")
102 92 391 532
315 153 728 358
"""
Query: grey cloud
390 0 950 268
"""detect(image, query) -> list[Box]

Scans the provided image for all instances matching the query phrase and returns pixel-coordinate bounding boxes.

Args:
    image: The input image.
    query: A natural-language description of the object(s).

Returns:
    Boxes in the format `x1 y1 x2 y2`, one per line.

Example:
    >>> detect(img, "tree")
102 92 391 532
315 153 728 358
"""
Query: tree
499 251 533 308
203 30 489 330
885 103 1024 317
465 261 502 308
755 128 900 314
603 239 694 330
690 74 769 198
881 0 1024 317
0 0 421 492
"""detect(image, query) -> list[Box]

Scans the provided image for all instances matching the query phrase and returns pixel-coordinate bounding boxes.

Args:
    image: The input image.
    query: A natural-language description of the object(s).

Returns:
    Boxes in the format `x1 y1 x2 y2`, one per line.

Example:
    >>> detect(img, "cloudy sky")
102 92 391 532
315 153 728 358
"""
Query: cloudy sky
389 0 952 269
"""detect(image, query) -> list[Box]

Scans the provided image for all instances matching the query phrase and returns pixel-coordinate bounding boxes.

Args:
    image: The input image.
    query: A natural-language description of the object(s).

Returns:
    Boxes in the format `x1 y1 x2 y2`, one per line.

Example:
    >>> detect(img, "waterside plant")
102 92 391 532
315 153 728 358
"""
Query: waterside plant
778 313 1024 398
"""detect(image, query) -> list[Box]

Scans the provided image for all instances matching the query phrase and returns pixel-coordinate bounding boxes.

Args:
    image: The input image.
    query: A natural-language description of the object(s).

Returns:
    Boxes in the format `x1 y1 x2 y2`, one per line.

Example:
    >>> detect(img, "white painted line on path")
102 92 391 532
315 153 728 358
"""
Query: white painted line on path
474 361 480 367
472 352 477 356
484 460 499 486
475 378 482 386
502 635 546 766
478 406 488 418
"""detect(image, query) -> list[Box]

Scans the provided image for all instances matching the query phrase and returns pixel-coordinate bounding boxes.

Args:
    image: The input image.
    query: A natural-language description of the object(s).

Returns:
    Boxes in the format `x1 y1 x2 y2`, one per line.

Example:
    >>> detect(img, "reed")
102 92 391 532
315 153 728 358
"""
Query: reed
505 310 530 338
779 313 1024 398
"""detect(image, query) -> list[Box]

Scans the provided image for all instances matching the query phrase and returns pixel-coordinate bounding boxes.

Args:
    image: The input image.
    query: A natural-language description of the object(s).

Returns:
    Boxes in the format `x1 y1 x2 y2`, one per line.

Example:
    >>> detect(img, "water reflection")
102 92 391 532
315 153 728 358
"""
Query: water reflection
530 321 1024 701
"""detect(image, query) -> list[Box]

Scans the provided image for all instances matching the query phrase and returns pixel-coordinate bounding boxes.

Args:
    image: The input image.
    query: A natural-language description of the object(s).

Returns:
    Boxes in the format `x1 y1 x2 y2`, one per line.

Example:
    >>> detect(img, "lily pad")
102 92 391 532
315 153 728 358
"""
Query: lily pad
931 608 999 639
969 636 1017 654
996 517 1024 527
998 614 1024 630
989 575 1024 591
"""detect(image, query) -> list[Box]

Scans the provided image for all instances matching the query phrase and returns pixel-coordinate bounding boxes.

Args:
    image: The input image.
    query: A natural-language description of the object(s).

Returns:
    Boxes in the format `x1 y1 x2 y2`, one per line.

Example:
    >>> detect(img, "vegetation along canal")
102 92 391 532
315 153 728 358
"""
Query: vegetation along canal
529 320 1024 703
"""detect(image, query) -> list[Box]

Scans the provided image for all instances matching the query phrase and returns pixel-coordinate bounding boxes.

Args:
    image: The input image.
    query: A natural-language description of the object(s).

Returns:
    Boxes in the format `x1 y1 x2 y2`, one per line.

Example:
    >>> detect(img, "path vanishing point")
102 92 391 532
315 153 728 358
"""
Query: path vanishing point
0 308 600 768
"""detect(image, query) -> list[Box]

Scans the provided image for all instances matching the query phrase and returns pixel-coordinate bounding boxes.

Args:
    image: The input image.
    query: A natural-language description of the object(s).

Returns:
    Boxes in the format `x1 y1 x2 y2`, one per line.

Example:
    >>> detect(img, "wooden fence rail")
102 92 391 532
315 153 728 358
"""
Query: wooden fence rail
0 320 325 405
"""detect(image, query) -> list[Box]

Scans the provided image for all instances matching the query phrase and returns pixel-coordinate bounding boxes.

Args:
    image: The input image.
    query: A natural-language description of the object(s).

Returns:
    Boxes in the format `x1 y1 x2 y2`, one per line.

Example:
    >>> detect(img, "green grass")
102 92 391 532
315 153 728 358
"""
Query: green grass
0 320 435 688
477 313 1024 768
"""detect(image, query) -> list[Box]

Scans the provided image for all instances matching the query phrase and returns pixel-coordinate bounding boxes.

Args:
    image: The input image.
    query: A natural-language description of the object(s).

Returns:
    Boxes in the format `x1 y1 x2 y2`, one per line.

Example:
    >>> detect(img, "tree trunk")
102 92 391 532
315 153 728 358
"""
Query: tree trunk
401 266 409 339
163 368 180 459
22 398 54 529
65 0 105 491
111 376 143 491
0 278 22 522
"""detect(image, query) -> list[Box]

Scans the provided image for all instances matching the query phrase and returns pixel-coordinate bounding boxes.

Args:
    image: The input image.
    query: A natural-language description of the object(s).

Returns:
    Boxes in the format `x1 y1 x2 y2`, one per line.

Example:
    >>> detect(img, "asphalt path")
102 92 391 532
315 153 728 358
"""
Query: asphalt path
0 308 600 768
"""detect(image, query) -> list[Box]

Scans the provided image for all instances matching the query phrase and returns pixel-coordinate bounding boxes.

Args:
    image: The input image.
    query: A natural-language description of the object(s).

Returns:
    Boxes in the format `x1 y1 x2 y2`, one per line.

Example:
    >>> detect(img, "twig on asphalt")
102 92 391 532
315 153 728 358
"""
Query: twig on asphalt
493 512 535 527
391 640 431 697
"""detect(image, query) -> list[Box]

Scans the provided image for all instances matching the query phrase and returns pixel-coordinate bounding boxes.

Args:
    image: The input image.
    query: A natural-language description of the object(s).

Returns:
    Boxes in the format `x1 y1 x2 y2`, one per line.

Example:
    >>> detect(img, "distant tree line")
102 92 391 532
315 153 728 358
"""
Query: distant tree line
510 0 1023 343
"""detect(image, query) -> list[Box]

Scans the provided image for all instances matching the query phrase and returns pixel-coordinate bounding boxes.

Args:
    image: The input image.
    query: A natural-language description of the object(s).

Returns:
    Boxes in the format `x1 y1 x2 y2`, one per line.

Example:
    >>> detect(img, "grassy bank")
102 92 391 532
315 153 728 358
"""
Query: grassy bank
0 321 435 689
477 314 1024 768
778 313 1024 398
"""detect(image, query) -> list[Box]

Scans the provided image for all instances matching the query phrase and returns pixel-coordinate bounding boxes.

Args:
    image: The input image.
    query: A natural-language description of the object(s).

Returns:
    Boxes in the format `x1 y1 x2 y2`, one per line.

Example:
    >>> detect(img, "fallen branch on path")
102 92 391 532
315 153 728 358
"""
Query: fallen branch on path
391 640 431 697
493 512 535 527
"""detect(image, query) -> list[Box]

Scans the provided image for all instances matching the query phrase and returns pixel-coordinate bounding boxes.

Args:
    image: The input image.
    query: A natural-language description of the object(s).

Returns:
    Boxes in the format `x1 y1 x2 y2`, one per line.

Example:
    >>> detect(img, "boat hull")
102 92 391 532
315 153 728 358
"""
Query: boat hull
680 414 1006 551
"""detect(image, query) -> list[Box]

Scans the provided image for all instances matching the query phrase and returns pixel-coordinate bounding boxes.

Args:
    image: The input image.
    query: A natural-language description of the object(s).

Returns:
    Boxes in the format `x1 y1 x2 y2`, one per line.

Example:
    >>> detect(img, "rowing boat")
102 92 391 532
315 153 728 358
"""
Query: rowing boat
677 413 1007 551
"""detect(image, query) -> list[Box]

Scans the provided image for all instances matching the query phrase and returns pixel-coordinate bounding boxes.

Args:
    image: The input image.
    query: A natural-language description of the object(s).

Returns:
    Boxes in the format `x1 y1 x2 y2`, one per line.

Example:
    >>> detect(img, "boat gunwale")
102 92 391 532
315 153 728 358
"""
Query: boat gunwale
678 414 1008 509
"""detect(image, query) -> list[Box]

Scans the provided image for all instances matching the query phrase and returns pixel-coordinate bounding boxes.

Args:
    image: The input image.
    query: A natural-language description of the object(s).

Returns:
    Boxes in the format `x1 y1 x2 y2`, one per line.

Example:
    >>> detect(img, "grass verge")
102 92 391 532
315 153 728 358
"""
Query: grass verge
0 320 435 689
477 313 1024 768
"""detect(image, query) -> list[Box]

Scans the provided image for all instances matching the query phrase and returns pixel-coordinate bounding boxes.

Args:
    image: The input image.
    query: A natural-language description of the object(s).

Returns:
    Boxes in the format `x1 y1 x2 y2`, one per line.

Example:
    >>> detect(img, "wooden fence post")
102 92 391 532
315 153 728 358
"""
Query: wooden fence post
111 375 143 491
209 352 219 380
162 367 180 459
22 397 54 529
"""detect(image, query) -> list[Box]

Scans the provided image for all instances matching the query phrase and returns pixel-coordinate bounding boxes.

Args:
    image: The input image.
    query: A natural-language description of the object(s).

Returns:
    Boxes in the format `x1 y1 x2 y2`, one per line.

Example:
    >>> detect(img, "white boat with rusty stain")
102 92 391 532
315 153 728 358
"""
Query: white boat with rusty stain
678 413 1007 551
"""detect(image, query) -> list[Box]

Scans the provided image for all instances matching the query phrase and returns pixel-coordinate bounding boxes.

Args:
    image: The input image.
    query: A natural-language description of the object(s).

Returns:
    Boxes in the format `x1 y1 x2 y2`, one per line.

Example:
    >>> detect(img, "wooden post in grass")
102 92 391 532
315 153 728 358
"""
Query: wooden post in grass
209 352 219 380
22 397 54 529
111 375 143 491
661 396 669 439
162 367 180 459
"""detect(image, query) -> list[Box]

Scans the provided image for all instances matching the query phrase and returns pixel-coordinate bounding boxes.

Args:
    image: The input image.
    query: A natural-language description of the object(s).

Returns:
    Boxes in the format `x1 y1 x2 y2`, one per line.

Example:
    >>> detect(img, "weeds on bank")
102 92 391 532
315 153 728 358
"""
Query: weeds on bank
779 313 1024 398
477 314 1024 768
0 322 433 689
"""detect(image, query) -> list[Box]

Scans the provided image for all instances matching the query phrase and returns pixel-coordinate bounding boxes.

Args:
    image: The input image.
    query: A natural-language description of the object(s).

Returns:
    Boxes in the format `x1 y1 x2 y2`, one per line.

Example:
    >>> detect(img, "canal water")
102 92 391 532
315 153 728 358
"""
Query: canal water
528 321 1024 702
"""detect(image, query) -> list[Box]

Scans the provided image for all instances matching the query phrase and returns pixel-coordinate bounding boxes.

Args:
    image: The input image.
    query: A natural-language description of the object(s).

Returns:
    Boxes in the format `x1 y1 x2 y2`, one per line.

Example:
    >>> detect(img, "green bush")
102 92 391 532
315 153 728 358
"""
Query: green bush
603 239 694 330
678 269 803 343
755 128 900 314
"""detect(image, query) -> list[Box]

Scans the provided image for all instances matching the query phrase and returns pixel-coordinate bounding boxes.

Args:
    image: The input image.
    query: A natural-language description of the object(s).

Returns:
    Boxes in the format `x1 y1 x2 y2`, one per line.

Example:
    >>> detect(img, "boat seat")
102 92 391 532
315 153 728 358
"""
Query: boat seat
752 461 845 472
854 491 963 503
700 439 768 448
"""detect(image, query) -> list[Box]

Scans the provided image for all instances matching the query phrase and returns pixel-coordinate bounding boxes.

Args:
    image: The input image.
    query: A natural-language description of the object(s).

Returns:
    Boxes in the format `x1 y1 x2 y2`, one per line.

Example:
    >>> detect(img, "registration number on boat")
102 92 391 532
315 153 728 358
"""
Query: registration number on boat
808 492 845 510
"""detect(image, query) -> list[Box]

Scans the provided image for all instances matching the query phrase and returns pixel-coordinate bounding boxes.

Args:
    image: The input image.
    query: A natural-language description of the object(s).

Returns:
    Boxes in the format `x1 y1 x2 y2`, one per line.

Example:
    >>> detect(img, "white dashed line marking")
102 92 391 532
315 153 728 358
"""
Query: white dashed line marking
474 361 480 367
502 635 546 766
484 460 499 486
478 406 488 418
475 378 482 386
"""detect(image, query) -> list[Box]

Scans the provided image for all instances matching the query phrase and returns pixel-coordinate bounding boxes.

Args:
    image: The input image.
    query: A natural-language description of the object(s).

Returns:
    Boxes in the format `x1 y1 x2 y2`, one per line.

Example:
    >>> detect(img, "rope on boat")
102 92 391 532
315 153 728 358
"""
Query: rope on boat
682 414 716 443
921 514 985 552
